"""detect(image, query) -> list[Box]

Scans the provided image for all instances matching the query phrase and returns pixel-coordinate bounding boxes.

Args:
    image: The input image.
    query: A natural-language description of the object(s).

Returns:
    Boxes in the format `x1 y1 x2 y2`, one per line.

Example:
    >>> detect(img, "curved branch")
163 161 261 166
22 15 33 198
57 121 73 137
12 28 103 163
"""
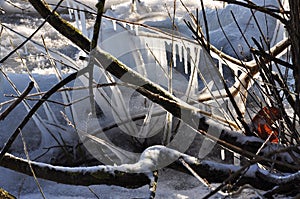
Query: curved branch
1 153 150 188
1 146 299 192
0 81 34 120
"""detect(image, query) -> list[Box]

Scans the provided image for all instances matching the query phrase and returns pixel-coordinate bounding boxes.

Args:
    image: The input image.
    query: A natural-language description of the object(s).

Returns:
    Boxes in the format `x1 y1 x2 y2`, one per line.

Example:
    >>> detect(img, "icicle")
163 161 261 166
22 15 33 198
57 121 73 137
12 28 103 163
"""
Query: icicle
195 47 201 67
122 22 127 28
150 38 156 61
172 43 176 68
134 24 139 36
192 47 201 91
184 47 189 74
234 153 241 166
189 46 196 69
129 24 134 31
23 42 28 55
160 40 168 69
112 20 117 31
185 46 200 98
140 37 148 56
80 7 87 36
147 37 165 80
221 149 225 160
219 58 223 75
178 44 183 62
157 40 168 90
66 0 73 19
72 2 80 31
155 39 162 68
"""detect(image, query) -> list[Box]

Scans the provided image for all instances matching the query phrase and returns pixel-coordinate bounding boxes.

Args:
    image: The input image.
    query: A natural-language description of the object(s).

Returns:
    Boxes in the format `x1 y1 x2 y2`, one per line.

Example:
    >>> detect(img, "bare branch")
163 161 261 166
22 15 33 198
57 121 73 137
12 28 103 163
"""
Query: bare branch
0 81 34 120
215 0 287 24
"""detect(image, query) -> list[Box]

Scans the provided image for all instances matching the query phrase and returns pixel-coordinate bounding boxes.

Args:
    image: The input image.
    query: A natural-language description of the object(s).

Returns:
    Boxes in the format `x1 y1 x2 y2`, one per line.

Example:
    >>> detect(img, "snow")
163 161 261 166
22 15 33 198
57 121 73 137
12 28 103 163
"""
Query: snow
5 145 197 174
1 167 214 199
118 145 198 172
0 0 293 198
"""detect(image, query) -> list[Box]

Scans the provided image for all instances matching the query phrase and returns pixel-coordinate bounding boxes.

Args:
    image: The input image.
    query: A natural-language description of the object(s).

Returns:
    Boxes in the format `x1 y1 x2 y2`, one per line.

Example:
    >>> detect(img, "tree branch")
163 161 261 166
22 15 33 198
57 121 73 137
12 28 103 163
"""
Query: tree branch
1 146 299 192
215 0 287 24
0 153 150 188
0 81 34 120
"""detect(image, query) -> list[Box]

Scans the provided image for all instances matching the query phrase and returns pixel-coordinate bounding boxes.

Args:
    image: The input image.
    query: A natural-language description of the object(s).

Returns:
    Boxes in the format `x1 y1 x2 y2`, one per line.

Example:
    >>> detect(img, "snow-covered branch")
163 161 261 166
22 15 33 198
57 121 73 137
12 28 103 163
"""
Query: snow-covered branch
0 153 150 188
1 146 299 191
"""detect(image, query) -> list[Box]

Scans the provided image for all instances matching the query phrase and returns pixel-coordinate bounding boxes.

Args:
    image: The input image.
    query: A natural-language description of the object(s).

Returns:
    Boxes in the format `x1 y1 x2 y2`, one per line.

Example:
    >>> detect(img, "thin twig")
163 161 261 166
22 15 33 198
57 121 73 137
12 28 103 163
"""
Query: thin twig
215 0 287 24
0 82 118 108
179 158 212 189
20 130 47 199
89 0 106 116
4 94 90 107
0 81 34 120
199 0 210 53
88 187 100 199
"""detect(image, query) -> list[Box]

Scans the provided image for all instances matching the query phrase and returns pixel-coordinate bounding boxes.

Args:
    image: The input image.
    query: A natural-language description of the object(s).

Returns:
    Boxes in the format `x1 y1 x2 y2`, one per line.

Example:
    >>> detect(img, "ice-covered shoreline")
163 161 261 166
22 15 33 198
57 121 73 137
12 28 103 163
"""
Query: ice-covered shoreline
0 0 282 73
0 1 293 198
